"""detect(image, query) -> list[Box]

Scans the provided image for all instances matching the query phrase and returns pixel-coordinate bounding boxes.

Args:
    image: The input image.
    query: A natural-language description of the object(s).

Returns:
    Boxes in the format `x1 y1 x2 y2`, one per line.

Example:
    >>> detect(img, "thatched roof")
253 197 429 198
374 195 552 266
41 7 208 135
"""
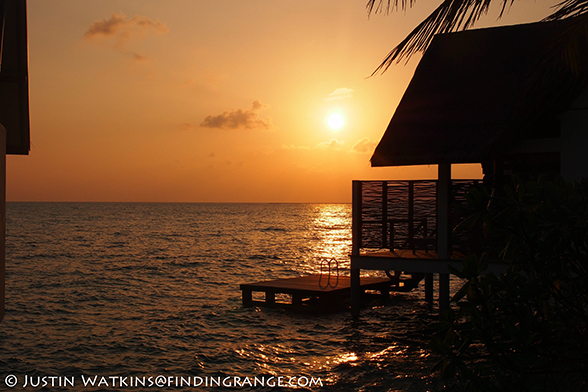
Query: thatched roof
371 19 588 167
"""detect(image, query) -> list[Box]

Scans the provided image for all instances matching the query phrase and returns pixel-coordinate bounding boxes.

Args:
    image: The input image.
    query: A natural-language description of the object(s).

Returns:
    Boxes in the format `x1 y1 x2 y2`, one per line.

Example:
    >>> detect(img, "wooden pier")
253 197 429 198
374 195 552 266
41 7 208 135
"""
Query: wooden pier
240 274 418 312
350 179 509 315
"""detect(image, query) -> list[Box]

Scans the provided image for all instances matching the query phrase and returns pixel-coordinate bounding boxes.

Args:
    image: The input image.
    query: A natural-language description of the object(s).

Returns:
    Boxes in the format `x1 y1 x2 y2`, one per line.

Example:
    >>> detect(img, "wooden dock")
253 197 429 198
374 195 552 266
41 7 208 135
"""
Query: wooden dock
240 274 417 312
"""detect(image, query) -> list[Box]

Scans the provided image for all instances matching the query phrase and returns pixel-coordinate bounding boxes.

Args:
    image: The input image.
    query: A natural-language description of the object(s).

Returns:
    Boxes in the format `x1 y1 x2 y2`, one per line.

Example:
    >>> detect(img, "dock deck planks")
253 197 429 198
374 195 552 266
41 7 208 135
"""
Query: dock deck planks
240 274 393 311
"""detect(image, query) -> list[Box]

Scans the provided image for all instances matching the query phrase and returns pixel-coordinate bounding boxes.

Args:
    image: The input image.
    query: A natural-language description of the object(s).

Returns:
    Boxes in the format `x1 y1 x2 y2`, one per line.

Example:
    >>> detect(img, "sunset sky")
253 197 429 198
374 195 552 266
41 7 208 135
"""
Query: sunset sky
7 0 560 203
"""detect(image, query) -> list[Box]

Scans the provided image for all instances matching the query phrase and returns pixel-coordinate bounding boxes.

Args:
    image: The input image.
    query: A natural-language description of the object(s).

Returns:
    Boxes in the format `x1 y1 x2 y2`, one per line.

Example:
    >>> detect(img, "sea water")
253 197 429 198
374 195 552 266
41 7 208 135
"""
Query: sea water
0 203 446 391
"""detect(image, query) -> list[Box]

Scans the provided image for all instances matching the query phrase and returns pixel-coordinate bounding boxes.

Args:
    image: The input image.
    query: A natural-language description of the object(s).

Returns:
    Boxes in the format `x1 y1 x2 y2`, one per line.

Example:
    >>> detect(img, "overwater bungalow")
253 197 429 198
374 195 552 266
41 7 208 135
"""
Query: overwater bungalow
350 19 588 315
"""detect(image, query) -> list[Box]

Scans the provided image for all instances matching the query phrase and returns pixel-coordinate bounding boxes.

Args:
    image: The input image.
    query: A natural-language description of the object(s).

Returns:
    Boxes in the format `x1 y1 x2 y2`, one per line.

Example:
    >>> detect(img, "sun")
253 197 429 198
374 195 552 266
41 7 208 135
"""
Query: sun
327 112 345 130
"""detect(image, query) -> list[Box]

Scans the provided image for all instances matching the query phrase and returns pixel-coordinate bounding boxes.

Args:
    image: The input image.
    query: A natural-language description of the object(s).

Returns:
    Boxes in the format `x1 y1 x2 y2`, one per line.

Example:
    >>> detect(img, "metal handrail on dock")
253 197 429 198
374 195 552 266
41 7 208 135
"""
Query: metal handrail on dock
318 257 339 289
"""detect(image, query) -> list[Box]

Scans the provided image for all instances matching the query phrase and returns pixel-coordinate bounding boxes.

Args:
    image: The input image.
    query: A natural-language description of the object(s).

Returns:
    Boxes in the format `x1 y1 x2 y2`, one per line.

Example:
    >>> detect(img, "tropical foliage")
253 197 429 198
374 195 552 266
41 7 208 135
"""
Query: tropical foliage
366 0 588 73
430 179 588 391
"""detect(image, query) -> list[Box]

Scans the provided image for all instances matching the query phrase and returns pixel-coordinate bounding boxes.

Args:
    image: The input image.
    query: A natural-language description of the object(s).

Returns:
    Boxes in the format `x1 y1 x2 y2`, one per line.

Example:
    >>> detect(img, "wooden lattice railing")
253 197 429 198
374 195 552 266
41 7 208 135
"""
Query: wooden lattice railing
352 180 481 254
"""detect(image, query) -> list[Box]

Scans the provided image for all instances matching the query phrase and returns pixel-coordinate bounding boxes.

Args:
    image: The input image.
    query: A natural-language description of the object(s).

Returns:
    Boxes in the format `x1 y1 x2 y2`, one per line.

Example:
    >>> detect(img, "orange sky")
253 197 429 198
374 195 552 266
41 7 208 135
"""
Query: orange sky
6 0 560 202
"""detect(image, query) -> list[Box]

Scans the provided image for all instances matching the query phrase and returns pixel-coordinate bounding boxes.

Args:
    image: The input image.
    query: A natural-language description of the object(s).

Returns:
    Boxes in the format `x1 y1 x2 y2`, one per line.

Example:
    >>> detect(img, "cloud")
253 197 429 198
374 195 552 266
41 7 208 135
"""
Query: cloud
200 101 271 130
85 12 168 42
179 123 196 131
351 138 377 154
282 139 346 151
132 53 149 62
281 144 310 150
84 12 168 59
316 139 345 150
325 88 354 101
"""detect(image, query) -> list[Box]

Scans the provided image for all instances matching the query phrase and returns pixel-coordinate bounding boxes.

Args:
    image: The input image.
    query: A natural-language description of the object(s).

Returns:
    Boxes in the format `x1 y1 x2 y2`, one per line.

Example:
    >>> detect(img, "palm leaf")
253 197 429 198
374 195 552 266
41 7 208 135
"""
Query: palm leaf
367 0 588 73
368 0 514 73
545 0 588 20
540 14 588 77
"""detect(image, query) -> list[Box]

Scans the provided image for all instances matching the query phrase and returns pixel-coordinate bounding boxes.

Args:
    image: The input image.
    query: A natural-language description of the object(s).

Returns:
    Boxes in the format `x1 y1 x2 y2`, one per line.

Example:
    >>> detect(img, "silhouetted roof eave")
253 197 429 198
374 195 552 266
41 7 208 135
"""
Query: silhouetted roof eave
371 19 588 167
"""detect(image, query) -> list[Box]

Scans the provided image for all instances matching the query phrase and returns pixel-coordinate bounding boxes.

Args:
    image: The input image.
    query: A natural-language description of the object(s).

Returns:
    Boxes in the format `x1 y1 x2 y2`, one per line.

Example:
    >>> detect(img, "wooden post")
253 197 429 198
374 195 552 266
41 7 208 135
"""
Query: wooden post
351 268 361 316
439 274 450 312
380 287 390 301
425 273 433 304
381 181 388 249
266 291 275 305
408 181 414 250
351 181 363 316
0 11 4 324
0 126 5 323
292 294 302 307
437 163 452 312
242 289 252 306
352 181 362 257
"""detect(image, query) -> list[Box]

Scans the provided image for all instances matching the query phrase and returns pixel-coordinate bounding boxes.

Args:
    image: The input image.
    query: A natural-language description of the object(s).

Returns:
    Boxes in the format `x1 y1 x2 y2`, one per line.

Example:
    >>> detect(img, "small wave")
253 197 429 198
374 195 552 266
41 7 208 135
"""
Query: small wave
247 254 281 260
259 226 287 232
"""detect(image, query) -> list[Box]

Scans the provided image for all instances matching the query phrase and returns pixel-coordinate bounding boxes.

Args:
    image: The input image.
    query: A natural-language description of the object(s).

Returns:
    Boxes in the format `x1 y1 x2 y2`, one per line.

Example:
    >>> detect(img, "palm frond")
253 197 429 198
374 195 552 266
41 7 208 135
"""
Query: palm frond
540 14 588 77
366 0 417 15
368 0 514 74
544 0 588 20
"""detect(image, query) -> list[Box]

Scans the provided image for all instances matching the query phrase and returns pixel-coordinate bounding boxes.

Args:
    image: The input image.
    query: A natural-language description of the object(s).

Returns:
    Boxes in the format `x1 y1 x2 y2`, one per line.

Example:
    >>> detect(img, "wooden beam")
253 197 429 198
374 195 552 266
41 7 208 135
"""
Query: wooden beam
381 181 388 249
1 125 6 322
425 273 433 304
352 181 362 256
439 273 450 312
437 163 452 259
351 253 506 274
437 163 452 312
242 289 252 306
408 181 414 250
351 267 361 316
351 181 362 316
265 291 276 305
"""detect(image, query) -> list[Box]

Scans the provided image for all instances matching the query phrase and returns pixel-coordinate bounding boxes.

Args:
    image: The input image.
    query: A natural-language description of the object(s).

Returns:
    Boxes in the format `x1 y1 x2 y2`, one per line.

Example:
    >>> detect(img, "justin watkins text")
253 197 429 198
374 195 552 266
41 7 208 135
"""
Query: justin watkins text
13 374 323 388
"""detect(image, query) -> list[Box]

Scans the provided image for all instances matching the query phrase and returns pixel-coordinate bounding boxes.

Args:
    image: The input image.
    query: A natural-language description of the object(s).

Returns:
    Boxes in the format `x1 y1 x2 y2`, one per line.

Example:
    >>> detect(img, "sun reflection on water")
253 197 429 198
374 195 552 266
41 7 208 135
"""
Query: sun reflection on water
334 352 359 365
300 204 352 275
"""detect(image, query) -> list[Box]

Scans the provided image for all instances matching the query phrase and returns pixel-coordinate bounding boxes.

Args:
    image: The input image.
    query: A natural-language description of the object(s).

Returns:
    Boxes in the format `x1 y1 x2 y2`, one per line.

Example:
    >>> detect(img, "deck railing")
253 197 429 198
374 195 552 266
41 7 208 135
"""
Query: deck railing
352 180 481 255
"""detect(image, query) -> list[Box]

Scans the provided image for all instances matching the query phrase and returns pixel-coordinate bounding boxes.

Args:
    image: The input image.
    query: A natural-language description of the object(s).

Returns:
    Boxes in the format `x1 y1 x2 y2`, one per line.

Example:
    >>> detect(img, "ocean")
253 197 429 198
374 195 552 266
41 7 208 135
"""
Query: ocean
0 202 446 391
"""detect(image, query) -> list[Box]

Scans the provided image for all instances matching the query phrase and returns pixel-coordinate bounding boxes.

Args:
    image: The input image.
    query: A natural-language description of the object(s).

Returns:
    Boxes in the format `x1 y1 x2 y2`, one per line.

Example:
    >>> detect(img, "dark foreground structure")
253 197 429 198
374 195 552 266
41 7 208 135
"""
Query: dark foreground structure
241 20 588 315
0 0 31 323
350 19 588 315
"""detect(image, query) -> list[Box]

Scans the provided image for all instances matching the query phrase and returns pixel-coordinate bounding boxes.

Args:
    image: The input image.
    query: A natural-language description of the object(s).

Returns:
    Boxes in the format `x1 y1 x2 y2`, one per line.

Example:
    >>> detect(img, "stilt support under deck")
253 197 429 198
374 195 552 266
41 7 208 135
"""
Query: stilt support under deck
437 163 452 313
425 273 433 305
351 268 361 316
439 273 450 312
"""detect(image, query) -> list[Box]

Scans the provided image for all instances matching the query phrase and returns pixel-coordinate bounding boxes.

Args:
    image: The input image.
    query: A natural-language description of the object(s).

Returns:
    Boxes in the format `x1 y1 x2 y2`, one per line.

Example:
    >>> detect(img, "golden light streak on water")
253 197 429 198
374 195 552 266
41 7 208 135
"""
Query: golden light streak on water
300 204 352 275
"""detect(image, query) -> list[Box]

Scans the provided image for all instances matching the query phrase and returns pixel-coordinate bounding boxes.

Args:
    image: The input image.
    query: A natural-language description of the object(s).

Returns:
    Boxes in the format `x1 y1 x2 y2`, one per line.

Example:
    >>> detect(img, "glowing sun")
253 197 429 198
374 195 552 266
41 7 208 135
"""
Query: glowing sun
327 112 345 130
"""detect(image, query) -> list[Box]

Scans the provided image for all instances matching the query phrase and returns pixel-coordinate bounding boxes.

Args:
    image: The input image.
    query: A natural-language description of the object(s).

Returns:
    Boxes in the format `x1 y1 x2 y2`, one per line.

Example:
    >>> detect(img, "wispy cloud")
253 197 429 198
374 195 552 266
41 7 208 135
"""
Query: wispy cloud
282 139 346 151
283 138 374 154
282 144 310 150
325 88 354 101
84 12 168 60
351 138 377 154
316 139 345 150
200 101 271 130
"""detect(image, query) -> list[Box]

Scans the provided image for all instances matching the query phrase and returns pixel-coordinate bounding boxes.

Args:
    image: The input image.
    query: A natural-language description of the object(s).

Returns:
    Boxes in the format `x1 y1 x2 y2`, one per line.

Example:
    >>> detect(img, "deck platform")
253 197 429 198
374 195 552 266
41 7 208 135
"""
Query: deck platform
352 249 506 275
353 249 466 273
240 274 401 311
